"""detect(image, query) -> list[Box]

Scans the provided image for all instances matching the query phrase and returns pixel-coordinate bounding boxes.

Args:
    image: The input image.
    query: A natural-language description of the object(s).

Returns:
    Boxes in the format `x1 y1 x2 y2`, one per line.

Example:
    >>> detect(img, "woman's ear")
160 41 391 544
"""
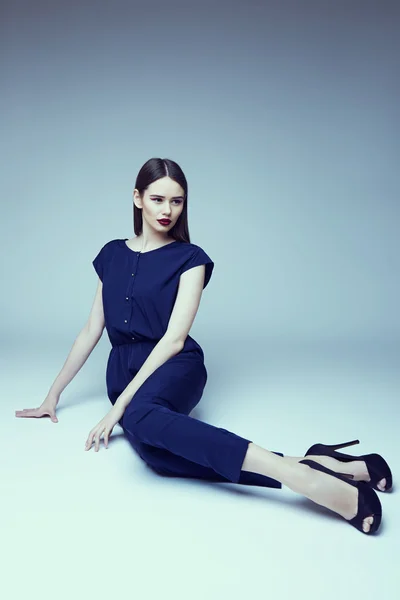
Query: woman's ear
133 189 142 209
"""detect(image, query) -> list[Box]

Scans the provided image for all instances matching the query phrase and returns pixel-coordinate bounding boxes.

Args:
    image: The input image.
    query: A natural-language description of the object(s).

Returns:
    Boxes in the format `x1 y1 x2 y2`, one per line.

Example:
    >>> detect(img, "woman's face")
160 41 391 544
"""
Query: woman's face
134 177 185 233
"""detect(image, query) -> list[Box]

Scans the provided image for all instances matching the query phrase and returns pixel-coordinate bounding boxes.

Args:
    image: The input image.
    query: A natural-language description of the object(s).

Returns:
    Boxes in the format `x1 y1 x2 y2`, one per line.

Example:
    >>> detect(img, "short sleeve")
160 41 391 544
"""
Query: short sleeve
180 246 214 289
92 241 112 282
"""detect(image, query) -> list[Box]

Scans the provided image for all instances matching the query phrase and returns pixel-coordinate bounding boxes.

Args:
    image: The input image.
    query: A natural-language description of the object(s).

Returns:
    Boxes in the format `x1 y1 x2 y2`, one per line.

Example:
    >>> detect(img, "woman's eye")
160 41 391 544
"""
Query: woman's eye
154 199 181 205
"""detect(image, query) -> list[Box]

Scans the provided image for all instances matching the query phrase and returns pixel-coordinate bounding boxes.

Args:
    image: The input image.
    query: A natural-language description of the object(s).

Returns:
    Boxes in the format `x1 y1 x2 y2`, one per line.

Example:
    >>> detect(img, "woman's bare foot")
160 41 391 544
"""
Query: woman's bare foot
282 455 386 491
241 444 377 533
296 461 375 533
303 455 387 491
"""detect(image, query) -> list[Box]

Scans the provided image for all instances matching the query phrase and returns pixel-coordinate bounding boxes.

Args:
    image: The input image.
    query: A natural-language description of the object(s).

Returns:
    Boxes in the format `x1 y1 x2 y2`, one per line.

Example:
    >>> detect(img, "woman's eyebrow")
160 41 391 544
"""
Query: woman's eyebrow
150 195 184 200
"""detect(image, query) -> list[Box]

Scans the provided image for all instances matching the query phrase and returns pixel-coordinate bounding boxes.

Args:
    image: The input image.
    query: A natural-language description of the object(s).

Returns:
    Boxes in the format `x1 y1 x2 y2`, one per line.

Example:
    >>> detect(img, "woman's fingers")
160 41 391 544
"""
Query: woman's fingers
85 428 108 451
104 427 114 449
85 430 95 450
15 406 58 421
100 429 110 450
95 429 106 452
15 408 41 417
48 409 58 423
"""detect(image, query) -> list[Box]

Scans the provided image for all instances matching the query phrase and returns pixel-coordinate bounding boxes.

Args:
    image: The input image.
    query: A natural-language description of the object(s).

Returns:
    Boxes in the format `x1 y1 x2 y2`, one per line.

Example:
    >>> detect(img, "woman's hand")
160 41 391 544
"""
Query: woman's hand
85 403 125 452
15 395 59 423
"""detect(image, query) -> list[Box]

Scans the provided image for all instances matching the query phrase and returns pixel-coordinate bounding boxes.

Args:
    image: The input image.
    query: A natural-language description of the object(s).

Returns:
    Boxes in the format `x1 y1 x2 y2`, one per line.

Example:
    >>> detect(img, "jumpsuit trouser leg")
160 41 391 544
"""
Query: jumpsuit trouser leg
121 398 284 489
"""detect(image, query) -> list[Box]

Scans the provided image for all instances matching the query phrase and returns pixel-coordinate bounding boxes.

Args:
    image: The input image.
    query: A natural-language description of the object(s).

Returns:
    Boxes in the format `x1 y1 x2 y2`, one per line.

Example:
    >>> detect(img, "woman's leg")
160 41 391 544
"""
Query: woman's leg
242 443 375 533
122 399 264 484
125 429 284 488
122 399 375 532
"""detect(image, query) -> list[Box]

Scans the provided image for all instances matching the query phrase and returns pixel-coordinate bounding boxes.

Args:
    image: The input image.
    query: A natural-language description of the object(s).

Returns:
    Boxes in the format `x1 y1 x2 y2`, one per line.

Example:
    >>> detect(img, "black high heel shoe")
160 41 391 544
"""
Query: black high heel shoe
304 439 393 492
299 459 382 534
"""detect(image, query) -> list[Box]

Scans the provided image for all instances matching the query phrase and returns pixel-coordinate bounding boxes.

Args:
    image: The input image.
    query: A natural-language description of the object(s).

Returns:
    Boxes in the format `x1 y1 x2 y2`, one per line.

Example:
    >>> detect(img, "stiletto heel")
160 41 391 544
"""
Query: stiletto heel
299 459 382 534
304 440 393 492
323 439 360 451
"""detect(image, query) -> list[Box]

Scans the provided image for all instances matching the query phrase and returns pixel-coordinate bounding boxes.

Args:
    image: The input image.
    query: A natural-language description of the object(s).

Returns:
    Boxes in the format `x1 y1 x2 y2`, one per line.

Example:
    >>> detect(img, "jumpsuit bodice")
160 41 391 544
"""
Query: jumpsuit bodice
92 238 214 358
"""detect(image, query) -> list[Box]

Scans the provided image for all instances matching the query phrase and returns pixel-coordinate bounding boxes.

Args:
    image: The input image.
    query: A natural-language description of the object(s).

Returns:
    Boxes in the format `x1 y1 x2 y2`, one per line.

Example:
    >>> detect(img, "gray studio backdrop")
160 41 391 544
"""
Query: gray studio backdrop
1 0 399 361
2 4 400 596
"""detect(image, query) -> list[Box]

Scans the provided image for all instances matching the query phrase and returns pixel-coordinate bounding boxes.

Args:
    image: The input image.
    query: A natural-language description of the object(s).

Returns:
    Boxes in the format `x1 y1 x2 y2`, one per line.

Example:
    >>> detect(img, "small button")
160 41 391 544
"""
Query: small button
131 273 135 276
132 337 135 340
124 319 128 323
125 297 129 300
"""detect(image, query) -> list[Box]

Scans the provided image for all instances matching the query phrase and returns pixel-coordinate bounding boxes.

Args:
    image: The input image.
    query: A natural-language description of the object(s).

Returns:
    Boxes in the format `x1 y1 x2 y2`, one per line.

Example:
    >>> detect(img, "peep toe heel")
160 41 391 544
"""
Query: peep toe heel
299 458 382 534
304 439 393 492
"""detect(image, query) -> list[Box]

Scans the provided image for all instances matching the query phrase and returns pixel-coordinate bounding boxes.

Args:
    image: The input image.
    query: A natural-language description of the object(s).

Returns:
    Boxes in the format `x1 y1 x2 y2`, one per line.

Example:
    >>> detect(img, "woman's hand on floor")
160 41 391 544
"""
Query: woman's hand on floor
15 395 59 423
85 403 125 452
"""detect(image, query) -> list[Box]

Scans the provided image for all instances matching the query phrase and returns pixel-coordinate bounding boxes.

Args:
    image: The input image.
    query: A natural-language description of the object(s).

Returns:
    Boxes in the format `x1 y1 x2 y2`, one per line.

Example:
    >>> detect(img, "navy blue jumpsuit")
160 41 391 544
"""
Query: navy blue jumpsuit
92 238 283 488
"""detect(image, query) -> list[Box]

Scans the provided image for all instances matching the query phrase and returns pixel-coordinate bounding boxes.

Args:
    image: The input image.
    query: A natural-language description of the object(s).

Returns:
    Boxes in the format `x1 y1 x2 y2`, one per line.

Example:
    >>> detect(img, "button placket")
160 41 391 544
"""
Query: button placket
125 251 141 339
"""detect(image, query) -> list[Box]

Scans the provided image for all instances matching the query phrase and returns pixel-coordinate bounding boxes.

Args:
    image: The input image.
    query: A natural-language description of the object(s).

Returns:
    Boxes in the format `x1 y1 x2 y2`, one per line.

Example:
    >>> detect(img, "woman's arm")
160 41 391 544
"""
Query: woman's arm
15 324 103 420
47 325 103 399
47 279 105 399
16 279 104 422
114 336 183 411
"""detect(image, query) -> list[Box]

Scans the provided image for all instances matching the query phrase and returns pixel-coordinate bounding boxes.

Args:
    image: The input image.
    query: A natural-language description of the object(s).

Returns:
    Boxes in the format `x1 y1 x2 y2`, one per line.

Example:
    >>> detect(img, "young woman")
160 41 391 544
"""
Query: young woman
16 157 392 535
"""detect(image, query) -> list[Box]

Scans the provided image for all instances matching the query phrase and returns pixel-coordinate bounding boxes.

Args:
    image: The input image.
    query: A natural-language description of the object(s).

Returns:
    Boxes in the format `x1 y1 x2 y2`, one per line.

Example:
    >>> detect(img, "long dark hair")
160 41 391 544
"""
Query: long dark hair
133 158 190 243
